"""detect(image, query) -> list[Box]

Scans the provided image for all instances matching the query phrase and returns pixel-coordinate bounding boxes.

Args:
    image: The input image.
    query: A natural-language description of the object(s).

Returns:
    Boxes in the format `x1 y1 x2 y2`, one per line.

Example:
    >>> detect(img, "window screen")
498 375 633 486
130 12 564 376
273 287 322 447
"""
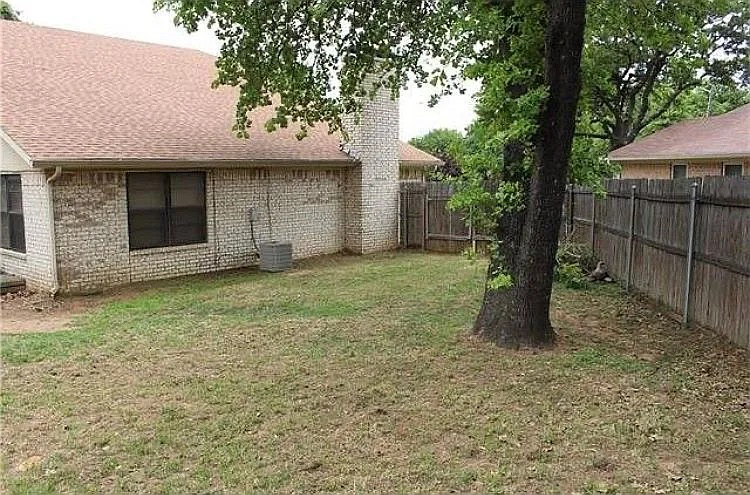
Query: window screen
0 174 26 253
671 164 687 179
127 172 206 250
724 164 743 177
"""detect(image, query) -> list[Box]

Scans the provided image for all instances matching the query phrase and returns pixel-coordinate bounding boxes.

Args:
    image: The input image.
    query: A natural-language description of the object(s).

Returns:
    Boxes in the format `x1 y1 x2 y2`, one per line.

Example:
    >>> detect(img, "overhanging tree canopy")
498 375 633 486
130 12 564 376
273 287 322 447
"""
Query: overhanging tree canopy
408 129 465 178
157 0 588 348
580 0 749 150
1 1 20 21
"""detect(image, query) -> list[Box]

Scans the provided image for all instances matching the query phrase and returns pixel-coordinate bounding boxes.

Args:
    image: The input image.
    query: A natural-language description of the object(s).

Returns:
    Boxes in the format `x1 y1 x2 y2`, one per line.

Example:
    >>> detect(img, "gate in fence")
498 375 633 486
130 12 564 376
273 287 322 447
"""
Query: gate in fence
399 181 491 253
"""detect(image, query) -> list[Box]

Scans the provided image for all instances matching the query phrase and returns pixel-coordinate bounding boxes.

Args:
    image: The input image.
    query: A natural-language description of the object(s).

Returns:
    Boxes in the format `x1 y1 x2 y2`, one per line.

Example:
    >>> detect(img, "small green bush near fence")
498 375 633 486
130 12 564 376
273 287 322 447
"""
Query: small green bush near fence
555 241 599 289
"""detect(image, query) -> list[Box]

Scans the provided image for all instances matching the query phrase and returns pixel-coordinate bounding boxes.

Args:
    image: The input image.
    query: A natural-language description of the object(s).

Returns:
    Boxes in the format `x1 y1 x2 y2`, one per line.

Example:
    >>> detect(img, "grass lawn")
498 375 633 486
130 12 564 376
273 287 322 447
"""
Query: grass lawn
1 252 748 494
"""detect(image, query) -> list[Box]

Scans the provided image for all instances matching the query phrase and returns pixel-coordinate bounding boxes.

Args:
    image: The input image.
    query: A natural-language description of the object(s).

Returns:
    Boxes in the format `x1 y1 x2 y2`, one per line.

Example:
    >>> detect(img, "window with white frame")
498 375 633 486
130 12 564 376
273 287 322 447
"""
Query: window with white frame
0 174 26 253
671 163 687 179
723 163 743 177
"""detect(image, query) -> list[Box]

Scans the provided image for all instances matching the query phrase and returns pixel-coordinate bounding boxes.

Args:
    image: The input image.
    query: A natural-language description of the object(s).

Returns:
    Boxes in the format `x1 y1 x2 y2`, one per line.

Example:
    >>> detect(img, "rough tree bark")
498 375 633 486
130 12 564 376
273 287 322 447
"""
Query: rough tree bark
609 120 635 151
473 0 587 348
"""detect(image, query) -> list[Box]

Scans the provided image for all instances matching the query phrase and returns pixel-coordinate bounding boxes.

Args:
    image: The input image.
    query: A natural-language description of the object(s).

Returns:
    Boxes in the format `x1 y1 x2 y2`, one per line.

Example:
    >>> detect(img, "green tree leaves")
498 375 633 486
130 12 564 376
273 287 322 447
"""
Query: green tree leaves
1 1 20 21
156 0 460 136
581 0 749 149
408 129 465 177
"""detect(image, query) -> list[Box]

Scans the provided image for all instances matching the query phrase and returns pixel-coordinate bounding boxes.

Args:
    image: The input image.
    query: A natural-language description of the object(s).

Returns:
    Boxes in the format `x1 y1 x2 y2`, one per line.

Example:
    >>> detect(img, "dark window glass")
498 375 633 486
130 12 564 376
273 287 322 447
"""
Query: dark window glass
724 164 743 177
0 174 26 253
127 172 206 250
671 164 687 179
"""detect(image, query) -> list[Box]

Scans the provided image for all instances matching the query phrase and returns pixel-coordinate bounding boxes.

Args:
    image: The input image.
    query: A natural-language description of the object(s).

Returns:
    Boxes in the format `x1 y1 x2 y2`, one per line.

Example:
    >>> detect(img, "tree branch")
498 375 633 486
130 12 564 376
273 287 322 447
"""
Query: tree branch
591 85 618 115
631 53 667 134
635 81 701 134
574 132 609 140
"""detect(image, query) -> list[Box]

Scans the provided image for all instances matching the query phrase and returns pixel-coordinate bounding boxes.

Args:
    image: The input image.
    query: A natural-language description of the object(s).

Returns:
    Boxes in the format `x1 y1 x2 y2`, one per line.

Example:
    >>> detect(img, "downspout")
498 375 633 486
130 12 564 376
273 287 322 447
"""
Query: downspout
46 166 62 296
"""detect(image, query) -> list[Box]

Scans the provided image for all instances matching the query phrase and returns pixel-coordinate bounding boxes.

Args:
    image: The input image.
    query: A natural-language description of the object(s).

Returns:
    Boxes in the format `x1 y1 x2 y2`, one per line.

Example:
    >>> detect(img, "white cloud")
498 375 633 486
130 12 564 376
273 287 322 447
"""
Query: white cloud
10 0 477 140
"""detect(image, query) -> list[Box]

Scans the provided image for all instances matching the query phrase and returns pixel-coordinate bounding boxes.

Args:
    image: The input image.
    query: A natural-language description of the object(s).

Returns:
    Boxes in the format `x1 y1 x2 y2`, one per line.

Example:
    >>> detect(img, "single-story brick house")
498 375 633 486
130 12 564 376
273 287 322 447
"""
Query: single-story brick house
609 103 749 179
0 21 439 293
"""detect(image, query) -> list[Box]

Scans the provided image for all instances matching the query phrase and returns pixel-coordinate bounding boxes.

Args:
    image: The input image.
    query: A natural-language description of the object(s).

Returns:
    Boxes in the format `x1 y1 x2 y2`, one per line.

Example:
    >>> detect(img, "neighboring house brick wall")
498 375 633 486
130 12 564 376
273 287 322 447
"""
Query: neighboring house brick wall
0 171 56 291
685 162 724 177
620 159 748 179
620 163 671 179
52 167 347 293
342 76 400 254
399 164 427 182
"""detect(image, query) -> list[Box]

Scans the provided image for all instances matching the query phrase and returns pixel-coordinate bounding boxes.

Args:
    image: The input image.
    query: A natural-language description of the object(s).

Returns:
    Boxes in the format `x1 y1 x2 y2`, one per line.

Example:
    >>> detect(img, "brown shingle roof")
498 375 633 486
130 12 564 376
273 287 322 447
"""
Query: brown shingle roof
0 20 439 167
398 142 442 166
608 104 750 162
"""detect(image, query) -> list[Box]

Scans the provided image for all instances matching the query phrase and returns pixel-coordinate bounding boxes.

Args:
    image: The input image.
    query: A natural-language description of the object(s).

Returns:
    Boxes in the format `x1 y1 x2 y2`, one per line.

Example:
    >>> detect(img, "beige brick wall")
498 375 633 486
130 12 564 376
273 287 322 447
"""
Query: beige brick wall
37 74 401 293
52 167 347 293
620 163 670 179
0 171 56 291
399 164 426 182
53 171 130 291
342 76 400 254
620 159 748 179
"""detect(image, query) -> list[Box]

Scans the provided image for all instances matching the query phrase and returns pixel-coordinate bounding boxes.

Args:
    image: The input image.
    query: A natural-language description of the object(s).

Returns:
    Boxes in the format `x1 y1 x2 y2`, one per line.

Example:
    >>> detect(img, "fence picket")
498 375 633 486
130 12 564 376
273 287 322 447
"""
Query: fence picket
567 177 748 349
398 179 749 349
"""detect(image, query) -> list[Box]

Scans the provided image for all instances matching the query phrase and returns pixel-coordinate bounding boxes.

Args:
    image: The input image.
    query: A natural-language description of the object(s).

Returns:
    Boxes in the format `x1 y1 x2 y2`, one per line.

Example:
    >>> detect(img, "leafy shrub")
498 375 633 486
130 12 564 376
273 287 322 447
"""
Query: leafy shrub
554 241 598 289
555 262 589 289
557 240 598 273
461 247 478 261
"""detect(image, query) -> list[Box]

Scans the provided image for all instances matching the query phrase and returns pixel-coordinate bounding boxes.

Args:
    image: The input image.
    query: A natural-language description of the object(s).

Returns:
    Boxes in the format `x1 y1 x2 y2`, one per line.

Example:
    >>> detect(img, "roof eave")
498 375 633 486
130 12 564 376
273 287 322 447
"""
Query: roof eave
31 157 445 169
608 152 750 163
0 128 33 166
30 157 358 169
399 159 442 167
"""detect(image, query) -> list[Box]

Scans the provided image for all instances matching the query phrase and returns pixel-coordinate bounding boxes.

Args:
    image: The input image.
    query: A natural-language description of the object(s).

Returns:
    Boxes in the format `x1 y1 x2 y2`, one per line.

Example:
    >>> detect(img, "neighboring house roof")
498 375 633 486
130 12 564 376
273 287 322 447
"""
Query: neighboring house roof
0 20 439 167
608 103 750 162
398 142 443 166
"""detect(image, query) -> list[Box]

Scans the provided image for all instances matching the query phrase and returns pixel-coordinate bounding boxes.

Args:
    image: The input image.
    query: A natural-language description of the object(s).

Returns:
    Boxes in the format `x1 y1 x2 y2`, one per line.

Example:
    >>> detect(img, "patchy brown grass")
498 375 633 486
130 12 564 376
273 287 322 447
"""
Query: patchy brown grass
1 252 748 494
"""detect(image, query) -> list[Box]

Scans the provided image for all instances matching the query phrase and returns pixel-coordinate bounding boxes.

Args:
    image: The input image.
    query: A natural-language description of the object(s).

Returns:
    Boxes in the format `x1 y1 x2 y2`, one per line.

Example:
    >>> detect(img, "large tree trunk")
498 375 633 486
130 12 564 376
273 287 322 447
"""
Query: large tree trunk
473 0 587 348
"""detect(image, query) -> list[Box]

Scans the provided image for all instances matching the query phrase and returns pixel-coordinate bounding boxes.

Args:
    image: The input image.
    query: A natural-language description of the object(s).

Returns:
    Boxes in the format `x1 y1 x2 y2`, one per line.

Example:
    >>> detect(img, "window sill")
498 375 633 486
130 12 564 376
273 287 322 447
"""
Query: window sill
129 242 210 257
0 248 27 261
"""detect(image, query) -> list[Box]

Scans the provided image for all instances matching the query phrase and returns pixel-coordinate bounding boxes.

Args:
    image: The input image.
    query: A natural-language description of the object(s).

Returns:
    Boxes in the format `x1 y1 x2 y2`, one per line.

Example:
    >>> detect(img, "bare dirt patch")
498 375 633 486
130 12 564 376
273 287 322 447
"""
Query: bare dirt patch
0 282 167 334
1 291 80 334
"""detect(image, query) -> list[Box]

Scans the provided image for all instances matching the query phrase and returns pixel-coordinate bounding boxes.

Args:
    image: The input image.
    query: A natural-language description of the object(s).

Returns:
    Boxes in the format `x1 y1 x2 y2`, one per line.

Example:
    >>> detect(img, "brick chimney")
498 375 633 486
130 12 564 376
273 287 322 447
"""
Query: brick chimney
341 74 400 254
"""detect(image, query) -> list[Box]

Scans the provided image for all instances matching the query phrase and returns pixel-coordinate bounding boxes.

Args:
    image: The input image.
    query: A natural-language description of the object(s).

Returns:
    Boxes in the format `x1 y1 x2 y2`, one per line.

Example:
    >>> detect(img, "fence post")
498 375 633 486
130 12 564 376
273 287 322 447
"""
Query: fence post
564 185 569 237
448 201 453 252
682 182 698 329
625 185 637 292
569 186 575 235
590 191 596 251
402 189 408 247
422 187 428 250
469 206 476 253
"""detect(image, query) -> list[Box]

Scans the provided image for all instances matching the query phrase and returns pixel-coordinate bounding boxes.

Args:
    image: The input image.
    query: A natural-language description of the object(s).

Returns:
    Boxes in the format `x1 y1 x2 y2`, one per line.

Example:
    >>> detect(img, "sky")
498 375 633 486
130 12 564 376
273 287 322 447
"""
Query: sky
9 0 479 141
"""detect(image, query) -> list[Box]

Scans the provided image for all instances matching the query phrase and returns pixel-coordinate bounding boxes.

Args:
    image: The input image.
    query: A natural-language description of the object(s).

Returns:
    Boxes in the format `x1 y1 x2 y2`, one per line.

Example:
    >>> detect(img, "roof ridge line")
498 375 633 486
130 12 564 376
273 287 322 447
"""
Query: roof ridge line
0 19 218 58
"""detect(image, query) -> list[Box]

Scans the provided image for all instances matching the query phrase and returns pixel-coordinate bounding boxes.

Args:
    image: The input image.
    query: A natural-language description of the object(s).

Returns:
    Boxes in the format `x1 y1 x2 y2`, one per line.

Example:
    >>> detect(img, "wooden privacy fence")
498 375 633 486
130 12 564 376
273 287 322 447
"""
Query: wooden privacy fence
399 181 491 253
566 177 749 349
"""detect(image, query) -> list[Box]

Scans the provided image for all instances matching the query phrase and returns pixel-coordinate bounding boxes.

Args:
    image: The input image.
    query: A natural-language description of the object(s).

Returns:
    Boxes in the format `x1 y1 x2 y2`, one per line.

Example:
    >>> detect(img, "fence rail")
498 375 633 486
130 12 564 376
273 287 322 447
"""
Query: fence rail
399 181 491 253
565 177 749 349
401 177 749 349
